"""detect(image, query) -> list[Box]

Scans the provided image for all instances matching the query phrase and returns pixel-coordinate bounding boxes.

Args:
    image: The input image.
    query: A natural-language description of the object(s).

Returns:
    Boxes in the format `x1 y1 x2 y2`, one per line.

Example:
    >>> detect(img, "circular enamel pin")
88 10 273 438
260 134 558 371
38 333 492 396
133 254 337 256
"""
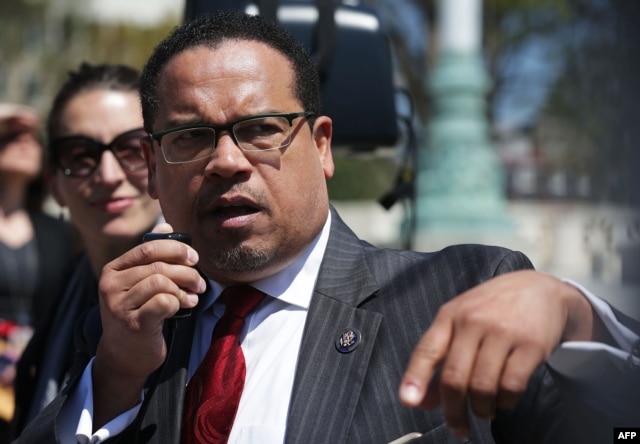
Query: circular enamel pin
335 328 362 353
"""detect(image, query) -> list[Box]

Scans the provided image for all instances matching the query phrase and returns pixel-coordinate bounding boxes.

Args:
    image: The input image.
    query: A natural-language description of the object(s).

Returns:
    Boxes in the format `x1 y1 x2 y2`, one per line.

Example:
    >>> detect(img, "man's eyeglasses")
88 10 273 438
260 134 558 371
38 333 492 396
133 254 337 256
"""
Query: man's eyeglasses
150 111 314 164
50 128 148 178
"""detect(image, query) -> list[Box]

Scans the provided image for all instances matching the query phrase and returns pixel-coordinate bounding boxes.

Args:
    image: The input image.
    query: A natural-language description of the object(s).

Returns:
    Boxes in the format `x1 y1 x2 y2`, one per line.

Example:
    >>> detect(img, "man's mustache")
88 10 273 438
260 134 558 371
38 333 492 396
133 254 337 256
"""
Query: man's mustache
194 181 267 215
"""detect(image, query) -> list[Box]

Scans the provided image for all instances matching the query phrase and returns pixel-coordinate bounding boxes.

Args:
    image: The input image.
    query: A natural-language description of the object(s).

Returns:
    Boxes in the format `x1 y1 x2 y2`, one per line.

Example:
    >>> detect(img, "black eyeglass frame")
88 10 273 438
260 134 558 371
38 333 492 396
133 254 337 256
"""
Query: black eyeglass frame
149 111 315 164
50 127 148 178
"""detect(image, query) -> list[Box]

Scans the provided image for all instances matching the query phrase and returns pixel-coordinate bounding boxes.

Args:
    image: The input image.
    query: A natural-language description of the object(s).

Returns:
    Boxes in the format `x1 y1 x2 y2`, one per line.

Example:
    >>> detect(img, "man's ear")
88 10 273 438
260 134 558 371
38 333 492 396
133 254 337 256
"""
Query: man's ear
141 135 159 199
313 115 334 180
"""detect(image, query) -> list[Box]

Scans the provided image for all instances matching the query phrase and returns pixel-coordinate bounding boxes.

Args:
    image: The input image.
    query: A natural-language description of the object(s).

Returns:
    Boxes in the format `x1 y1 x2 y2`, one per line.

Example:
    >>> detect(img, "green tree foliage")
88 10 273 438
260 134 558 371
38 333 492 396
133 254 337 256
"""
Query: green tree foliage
360 0 640 204
5 0 635 204
543 0 640 205
0 0 179 113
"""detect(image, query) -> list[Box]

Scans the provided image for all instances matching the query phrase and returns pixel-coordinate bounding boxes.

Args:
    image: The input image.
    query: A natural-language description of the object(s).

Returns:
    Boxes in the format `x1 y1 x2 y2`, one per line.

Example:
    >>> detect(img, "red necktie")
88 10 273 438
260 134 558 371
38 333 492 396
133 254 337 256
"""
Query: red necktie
182 286 266 444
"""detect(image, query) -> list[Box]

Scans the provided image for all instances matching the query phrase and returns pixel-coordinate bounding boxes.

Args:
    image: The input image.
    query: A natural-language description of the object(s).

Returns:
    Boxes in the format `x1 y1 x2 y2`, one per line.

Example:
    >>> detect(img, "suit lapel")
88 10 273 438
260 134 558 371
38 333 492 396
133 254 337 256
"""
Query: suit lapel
285 209 382 444
131 315 196 442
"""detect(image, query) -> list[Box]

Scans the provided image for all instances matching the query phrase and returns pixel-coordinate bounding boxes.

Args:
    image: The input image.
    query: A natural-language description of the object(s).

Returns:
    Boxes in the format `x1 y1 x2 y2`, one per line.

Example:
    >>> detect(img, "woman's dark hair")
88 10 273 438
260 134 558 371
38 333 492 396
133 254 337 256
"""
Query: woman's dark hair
140 11 321 133
47 62 140 141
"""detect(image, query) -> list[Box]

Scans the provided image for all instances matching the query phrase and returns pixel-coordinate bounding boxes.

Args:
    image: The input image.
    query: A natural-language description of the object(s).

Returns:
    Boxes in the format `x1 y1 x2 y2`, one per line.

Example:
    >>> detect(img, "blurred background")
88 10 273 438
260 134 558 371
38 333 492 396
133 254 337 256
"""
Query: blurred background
1 0 638 316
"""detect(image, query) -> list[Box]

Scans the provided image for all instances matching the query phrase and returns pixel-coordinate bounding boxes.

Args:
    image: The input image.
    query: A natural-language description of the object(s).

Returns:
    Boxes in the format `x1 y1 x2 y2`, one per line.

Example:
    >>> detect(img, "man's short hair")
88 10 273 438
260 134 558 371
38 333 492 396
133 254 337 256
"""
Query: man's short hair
140 11 321 132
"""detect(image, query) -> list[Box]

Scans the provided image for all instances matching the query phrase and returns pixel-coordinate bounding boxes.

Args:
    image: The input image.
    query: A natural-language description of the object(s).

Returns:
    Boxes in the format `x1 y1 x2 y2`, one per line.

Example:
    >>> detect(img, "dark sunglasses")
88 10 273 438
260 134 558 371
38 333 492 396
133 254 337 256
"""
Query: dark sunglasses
50 127 148 178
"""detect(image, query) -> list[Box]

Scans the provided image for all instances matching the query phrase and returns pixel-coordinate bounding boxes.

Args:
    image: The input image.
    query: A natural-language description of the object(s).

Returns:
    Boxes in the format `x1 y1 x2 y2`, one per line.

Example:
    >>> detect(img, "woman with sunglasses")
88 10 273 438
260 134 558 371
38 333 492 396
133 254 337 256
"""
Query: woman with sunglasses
11 63 162 438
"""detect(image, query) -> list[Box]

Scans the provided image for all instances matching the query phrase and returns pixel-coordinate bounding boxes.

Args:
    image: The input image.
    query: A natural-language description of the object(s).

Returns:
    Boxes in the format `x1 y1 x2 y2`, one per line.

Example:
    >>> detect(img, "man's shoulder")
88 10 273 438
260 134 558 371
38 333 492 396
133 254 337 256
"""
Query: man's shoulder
435 243 524 263
362 243 533 296
366 242 524 267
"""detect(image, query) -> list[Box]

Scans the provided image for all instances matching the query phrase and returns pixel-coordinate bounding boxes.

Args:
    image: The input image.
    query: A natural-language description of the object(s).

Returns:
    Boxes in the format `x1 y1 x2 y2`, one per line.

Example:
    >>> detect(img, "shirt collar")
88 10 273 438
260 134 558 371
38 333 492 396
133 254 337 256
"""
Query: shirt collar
203 210 331 311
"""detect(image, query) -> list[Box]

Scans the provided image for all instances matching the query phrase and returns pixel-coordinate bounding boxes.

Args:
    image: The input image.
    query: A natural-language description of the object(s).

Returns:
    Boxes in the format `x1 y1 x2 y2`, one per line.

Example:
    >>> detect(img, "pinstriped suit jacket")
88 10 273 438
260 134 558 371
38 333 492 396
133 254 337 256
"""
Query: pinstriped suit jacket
13 208 570 444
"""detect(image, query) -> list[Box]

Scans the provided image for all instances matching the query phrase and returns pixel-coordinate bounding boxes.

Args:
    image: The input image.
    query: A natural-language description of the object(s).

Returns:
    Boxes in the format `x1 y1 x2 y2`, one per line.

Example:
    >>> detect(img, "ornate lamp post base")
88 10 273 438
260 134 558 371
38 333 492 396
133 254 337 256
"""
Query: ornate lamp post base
414 50 513 250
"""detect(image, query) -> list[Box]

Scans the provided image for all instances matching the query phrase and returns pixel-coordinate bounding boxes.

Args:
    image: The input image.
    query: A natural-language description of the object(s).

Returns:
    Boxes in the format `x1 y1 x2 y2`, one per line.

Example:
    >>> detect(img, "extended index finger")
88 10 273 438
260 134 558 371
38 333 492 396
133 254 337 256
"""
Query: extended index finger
399 311 453 409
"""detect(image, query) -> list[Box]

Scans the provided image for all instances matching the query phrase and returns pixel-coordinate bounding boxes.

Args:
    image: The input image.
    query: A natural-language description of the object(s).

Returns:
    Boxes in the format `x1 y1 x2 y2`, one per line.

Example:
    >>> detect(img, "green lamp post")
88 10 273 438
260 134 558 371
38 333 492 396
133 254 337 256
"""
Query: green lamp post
414 0 513 250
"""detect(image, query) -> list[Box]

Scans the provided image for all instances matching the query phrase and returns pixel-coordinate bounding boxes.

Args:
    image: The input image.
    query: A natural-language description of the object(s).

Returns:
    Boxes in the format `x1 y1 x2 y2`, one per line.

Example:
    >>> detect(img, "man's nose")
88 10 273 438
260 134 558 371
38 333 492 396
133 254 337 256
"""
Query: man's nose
203 131 253 179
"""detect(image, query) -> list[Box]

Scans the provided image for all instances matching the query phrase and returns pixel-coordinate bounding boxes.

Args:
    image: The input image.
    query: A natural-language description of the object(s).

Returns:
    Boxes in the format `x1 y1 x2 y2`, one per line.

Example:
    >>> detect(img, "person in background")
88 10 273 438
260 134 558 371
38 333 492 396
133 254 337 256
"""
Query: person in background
0 103 74 442
10 63 162 439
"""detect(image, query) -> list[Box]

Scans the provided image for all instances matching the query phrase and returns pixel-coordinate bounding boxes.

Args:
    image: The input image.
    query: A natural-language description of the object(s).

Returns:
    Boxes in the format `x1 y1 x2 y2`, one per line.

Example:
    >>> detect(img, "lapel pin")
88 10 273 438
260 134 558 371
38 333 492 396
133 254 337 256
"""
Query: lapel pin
336 328 362 353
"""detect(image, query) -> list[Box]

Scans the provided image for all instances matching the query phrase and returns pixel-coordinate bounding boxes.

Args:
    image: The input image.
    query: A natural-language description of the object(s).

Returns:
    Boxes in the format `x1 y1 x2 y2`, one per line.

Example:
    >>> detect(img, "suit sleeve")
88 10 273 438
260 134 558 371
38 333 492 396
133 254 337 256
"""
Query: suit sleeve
493 249 535 275
490 252 640 443
546 281 640 439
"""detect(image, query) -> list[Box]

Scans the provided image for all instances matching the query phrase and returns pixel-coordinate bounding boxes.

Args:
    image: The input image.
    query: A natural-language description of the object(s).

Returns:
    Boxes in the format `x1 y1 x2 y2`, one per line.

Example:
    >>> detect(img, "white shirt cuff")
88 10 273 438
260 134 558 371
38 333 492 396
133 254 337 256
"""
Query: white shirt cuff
547 280 639 415
57 357 143 444
549 278 638 374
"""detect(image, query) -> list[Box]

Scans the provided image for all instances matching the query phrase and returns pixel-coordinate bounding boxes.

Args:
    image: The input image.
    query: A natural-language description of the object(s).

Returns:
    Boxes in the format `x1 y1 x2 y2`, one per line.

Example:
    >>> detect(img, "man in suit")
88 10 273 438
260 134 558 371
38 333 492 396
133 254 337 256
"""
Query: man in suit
14 11 639 444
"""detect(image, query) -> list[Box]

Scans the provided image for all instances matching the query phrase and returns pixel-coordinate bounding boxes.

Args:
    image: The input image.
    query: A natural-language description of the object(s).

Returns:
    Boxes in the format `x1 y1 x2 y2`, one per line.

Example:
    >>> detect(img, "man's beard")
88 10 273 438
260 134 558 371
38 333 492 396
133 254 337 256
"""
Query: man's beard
205 244 274 273
194 182 275 272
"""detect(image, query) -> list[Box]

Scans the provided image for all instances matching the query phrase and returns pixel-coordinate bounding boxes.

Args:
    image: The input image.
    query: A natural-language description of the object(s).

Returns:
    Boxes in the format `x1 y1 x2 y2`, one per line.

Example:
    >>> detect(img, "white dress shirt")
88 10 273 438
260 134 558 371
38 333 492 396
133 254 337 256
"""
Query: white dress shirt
58 213 639 443
189 212 331 443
